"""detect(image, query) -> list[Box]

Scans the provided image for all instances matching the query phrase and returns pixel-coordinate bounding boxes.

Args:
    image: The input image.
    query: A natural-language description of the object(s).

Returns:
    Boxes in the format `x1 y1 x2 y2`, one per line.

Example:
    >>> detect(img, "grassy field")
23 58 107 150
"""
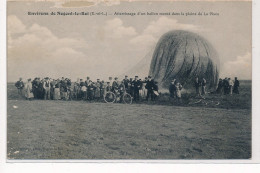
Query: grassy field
7 81 251 159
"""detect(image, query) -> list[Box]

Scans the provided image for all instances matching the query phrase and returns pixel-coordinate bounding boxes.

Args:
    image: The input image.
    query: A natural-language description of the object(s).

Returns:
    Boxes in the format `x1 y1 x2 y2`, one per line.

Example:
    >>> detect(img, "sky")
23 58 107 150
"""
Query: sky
7 1 252 82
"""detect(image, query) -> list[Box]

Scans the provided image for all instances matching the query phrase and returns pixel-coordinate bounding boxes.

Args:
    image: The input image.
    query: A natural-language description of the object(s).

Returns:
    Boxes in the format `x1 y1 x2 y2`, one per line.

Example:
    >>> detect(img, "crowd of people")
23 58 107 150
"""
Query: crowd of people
15 76 160 102
216 77 240 95
14 75 240 102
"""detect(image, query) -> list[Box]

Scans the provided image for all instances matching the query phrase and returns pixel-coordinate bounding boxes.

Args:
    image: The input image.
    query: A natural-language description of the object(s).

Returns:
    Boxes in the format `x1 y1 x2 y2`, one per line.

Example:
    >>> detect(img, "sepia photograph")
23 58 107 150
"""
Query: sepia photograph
7 0 252 160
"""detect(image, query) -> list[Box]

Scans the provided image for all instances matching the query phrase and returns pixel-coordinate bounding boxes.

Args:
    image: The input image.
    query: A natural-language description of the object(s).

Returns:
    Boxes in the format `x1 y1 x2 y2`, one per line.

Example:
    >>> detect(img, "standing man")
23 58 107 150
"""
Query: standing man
60 77 67 100
194 77 201 97
79 79 85 99
85 77 90 87
145 76 155 101
100 80 106 97
129 78 134 97
123 75 130 93
201 78 207 95
223 78 229 95
43 77 51 100
38 78 45 99
132 76 141 102
95 79 101 100
169 79 176 98
233 77 240 94
216 78 223 94
50 78 55 100
15 77 24 96
112 77 120 92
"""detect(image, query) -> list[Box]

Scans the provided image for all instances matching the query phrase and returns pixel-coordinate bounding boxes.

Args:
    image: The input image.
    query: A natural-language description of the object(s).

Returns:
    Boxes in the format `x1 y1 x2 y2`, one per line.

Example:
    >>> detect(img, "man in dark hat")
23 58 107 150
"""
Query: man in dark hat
123 75 130 93
233 77 240 94
129 78 134 96
112 77 120 92
169 79 176 98
145 76 155 101
132 76 141 102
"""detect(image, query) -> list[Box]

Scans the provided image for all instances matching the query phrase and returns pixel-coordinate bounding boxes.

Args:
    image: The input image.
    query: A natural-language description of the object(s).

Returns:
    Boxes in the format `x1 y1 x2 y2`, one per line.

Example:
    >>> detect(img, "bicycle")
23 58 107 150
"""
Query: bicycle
103 90 132 104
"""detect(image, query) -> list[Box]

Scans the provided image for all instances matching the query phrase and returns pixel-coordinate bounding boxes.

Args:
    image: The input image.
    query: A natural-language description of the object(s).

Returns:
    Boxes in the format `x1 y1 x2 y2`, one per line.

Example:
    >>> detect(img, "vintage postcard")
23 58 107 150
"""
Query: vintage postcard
7 0 253 161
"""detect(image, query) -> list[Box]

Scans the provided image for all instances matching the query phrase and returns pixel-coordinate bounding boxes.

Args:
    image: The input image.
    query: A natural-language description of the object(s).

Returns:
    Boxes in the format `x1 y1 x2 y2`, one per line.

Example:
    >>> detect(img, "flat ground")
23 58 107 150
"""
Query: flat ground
7 82 251 159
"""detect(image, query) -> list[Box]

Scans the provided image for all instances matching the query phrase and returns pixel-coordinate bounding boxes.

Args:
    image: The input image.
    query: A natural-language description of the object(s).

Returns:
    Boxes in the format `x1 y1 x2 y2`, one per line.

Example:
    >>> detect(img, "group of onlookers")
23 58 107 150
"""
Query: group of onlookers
15 75 160 102
168 76 240 100
216 77 240 95
15 76 240 102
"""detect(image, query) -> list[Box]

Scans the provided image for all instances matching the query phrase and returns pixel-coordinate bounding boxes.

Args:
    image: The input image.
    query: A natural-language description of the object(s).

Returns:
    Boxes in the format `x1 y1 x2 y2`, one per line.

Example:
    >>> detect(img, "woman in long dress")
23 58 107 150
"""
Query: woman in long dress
175 82 183 103
53 80 61 100
95 81 101 100
25 79 34 100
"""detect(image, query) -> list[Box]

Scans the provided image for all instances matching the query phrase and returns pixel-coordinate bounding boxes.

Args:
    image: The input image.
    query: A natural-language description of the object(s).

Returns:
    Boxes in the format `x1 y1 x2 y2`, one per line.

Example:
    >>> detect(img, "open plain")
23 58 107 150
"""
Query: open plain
7 82 251 159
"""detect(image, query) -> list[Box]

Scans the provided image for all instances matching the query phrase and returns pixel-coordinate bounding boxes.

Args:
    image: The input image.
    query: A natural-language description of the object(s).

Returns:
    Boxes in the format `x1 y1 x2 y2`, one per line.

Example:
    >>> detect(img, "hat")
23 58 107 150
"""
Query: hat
135 76 138 78
125 75 128 77
115 77 118 79
148 76 151 78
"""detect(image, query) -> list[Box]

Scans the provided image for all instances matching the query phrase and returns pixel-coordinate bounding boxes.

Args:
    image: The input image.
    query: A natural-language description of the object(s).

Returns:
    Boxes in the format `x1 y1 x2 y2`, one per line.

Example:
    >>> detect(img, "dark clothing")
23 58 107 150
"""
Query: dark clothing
145 80 154 90
15 81 24 89
45 81 50 87
15 80 24 95
145 80 155 101
60 80 67 92
32 80 39 99
233 80 240 94
194 80 201 96
216 80 223 94
112 81 120 92
201 79 206 95
38 82 45 99
87 84 95 100
169 84 176 98
223 79 229 95
123 79 130 91
132 80 141 101
80 82 85 87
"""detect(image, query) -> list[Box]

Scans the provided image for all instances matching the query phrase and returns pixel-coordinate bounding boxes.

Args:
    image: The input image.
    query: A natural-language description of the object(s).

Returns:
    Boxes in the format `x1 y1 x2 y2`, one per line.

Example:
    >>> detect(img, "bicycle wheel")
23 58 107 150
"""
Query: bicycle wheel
104 91 116 103
122 93 132 104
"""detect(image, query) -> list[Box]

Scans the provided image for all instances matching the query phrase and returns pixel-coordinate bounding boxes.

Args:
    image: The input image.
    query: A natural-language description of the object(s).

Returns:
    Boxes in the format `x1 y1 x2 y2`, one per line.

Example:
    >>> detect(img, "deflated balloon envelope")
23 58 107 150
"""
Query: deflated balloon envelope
149 30 220 90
